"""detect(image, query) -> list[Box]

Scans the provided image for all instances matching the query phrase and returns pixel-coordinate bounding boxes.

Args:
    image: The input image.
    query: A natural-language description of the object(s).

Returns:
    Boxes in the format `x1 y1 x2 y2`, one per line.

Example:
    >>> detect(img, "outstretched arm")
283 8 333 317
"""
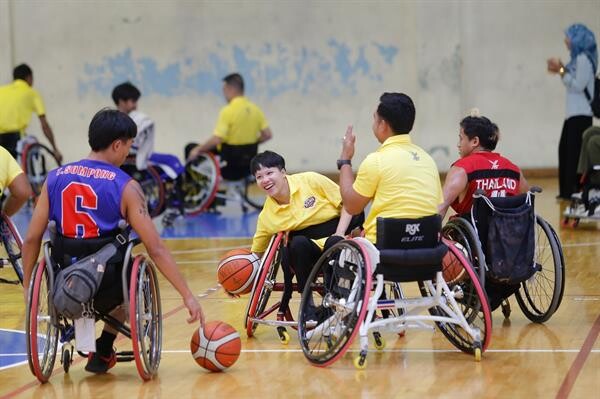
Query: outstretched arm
122 180 204 324
438 166 467 218
39 115 62 163
187 135 223 161
339 126 370 215
22 183 49 294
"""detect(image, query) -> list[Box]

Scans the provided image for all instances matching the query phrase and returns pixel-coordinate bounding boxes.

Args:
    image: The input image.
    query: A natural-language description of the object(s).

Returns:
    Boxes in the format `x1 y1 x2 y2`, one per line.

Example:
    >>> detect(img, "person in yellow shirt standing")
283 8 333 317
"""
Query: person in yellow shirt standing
186 73 272 180
0 146 32 216
0 64 61 162
337 92 442 244
250 150 362 320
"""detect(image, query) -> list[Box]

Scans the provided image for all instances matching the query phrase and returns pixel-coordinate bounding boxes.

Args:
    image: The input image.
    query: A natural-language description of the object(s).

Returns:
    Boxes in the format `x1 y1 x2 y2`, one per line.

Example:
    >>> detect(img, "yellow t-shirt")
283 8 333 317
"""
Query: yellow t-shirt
0 146 25 195
251 172 342 253
214 96 268 145
353 134 442 243
0 80 46 135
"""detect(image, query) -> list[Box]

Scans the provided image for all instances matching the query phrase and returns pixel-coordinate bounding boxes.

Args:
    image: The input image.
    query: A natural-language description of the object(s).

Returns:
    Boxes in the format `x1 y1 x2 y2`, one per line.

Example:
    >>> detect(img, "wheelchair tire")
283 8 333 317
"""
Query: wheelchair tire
419 239 492 354
245 232 284 337
183 153 220 215
0 214 24 284
129 255 163 381
298 239 372 367
442 217 486 283
26 259 59 383
121 159 166 218
20 142 61 200
515 215 565 323
241 176 266 210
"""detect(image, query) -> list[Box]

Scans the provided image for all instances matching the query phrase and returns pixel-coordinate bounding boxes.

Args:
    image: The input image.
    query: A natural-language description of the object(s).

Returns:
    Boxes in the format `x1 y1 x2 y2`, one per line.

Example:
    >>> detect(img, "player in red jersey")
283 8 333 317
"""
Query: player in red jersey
439 112 529 217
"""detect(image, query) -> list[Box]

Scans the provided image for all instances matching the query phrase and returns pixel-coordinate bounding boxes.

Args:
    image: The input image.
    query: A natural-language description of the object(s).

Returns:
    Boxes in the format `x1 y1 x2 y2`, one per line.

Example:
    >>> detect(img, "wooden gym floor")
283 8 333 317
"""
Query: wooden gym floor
0 177 598 399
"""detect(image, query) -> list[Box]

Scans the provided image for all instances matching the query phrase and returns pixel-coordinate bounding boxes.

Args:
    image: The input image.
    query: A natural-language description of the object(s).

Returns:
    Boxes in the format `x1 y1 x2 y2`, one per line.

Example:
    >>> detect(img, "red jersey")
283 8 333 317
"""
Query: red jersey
451 152 521 215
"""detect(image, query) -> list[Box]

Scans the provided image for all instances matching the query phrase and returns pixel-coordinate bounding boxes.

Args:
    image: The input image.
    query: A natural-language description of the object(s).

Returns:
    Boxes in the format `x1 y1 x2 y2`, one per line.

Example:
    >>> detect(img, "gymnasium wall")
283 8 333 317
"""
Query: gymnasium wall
1 0 599 172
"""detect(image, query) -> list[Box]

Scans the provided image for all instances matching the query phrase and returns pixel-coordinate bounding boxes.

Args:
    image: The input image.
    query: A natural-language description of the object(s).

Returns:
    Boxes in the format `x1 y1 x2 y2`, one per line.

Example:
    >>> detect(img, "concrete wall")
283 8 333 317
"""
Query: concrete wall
2 0 599 172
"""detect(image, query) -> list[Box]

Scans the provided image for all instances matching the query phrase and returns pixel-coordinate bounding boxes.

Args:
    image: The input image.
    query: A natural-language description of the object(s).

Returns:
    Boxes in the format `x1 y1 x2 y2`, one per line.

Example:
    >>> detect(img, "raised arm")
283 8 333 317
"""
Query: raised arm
39 115 62 163
22 183 50 292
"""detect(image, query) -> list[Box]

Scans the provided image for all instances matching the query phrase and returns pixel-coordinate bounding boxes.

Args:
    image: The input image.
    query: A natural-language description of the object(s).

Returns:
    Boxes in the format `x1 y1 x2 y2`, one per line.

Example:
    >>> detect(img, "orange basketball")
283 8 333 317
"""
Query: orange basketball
190 321 241 372
442 241 467 284
217 248 260 295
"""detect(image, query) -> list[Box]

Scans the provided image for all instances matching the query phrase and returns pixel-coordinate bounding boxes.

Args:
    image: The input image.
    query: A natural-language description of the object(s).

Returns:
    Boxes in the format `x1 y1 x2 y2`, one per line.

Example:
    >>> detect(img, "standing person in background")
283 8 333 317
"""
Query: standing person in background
547 24 597 199
0 64 62 162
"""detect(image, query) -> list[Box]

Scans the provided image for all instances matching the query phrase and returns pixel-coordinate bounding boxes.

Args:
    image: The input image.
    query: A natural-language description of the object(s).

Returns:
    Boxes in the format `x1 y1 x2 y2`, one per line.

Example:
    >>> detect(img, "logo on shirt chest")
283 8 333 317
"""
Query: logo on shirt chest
304 196 316 208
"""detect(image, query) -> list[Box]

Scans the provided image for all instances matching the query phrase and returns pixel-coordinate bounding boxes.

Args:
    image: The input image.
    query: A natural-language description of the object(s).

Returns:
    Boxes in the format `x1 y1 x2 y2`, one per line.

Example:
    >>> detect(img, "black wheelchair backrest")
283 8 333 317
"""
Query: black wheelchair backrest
376 214 441 250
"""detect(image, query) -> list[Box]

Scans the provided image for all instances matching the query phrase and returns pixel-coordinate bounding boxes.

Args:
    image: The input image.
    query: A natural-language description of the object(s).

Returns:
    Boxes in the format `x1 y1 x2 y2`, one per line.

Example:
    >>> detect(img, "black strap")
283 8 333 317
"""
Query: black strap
289 212 364 240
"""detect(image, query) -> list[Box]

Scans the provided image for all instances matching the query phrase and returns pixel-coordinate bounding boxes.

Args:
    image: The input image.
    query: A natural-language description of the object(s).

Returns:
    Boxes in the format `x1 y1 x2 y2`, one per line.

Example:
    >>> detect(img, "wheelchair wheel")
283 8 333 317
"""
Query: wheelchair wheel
182 153 220 215
0 214 24 284
419 239 492 354
515 215 565 323
26 259 59 383
442 217 486 283
20 142 61 200
245 233 284 337
241 175 266 210
298 239 372 367
129 255 163 381
121 159 166 217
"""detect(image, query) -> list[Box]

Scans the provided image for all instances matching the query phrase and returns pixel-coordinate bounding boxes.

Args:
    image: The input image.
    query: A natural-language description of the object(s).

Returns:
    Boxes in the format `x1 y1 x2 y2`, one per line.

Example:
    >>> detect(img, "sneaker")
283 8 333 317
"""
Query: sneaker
85 350 116 373
162 207 184 227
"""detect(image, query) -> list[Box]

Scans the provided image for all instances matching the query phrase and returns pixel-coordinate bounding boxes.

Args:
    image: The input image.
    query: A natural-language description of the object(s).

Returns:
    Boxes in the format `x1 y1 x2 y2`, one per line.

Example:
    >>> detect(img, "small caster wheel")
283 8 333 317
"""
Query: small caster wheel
501 301 511 319
63 349 71 373
570 218 579 228
473 343 482 362
353 353 367 370
373 332 385 350
561 217 569 227
277 326 290 345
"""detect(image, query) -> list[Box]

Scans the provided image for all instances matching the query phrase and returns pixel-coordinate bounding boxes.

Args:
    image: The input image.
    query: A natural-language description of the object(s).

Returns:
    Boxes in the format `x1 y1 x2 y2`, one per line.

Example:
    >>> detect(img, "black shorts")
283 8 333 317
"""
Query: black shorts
0 132 21 159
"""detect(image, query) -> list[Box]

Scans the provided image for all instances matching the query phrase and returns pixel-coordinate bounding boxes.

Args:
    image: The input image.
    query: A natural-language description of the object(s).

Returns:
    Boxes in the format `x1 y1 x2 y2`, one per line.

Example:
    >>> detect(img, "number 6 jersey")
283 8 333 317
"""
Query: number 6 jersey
47 159 132 238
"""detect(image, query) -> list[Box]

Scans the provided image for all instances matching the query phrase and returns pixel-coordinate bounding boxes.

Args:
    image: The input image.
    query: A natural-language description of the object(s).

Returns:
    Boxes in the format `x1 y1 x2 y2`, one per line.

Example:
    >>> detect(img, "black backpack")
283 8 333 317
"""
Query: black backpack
584 75 600 118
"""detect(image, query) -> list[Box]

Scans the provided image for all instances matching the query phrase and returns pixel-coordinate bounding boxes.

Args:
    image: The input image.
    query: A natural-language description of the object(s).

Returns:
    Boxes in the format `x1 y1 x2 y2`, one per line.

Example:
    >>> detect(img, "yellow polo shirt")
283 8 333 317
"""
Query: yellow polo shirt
214 96 268 145
0 146 24 195
0 79 46 135
353 134 442 243
251 172 342 253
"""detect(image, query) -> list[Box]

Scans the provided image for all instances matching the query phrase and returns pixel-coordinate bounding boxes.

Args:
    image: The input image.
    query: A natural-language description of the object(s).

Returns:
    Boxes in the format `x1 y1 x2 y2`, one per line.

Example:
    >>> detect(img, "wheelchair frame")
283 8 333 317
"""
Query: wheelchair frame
563 165 600 227
0 213 24 284
26 238 162 382
296 237 492 369
443 188 565 323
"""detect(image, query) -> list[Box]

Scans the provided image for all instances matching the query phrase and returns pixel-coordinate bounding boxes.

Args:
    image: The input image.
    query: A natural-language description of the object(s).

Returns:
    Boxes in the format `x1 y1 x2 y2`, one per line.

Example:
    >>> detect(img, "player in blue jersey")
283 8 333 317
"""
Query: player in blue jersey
22 109 203 373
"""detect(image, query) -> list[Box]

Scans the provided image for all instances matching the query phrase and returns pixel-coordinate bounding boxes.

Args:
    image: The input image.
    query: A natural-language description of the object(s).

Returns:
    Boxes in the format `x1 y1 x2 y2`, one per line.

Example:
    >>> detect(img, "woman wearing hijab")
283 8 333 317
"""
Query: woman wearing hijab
547 23 597 199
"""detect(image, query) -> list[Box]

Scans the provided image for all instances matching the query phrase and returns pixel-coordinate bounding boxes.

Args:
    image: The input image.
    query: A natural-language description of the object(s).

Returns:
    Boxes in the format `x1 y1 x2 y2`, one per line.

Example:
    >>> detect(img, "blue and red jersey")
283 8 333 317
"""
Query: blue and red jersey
46 159 132 238
451 152 522 215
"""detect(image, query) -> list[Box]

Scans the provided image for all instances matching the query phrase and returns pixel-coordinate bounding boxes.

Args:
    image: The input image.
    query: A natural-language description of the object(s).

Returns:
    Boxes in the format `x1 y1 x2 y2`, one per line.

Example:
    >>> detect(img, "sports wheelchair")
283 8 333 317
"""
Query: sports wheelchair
563 165 600 227
443 188 565 323
297 215 492 369
17 135 61 202
244 216 363 344
26 227 162 382
0 212 24 284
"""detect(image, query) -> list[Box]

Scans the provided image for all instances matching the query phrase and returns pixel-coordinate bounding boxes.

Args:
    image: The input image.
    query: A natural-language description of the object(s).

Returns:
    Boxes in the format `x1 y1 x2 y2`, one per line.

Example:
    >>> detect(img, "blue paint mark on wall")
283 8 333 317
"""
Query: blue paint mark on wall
78 41 399 100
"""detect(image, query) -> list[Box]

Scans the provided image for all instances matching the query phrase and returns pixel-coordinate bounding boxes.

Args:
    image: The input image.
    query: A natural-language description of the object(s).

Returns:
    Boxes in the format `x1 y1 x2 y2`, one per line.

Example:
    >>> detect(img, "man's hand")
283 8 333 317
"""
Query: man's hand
187 146 202 162
547 57 562 73
340 125 356 161
184 295 205 325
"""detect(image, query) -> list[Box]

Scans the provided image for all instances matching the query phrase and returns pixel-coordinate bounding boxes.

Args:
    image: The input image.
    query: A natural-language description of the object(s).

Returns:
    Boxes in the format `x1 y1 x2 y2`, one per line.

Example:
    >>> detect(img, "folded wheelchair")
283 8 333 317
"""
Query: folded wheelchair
443 188 565 323
563 165 600 227
26 227 162 382
296 214 492 369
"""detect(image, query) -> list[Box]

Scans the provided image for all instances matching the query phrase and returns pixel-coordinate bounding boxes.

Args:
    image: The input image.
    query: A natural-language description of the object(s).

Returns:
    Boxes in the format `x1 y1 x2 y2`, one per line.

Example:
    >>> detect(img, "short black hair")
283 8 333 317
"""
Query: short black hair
460 115 499 151
250 151 285 175
376 92 415 135
88 108 137 152
111 82 141 105
13 64 33 81
223 73 244 93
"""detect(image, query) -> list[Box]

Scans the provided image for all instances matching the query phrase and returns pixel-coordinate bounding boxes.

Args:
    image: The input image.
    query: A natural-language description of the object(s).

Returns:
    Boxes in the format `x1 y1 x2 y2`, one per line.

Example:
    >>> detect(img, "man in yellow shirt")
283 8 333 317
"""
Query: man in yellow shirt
0 64 61 162
337 92 442 244
186 73 272 180
250 151 361 311
0 146 32 216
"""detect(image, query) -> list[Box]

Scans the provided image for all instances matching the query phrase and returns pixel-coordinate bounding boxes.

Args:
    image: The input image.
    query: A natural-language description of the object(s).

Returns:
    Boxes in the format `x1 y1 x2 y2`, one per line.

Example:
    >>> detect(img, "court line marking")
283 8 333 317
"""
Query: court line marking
555 313 600 399
157 348 600 354
0 284 221 399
